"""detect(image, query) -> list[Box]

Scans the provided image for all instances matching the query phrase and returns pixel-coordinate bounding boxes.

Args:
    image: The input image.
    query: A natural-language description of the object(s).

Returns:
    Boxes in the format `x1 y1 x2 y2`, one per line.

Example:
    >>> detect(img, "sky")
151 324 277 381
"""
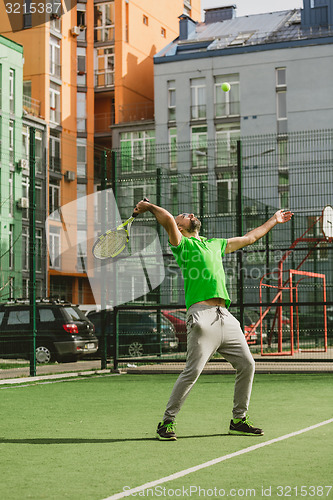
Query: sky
201 0 303 20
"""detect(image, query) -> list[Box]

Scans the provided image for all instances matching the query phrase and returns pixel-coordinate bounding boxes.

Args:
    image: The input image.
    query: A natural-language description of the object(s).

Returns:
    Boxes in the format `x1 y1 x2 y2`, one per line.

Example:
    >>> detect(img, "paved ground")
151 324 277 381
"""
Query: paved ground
1 355 332 384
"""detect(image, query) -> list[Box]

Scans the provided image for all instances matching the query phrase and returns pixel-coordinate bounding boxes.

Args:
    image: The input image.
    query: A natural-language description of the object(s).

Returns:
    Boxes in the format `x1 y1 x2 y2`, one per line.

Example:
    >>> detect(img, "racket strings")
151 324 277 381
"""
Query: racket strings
93 229 128 259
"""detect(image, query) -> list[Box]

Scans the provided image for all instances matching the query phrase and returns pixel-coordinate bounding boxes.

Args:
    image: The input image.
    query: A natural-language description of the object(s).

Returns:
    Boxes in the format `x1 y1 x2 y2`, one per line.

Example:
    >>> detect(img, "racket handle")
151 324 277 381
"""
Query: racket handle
132 197 150 218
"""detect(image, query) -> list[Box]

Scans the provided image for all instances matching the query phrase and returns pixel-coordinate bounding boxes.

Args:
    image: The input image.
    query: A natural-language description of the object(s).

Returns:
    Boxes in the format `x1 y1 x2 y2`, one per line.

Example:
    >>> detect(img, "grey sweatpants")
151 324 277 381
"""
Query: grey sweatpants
163 304 255 421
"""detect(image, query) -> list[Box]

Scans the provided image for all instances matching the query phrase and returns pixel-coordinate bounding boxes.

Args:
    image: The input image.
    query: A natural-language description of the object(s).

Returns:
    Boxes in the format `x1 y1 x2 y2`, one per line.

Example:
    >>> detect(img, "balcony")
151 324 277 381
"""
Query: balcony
215 101 240 118
118 102 154 123
94 69 115 89
49 156 61 174
95 112 115 134
191 105 206 120
23 95 41 117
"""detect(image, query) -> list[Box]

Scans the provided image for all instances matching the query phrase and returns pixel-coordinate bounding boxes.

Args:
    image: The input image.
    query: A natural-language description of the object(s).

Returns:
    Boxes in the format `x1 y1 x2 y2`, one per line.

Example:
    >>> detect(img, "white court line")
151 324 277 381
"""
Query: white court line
103 418 333 500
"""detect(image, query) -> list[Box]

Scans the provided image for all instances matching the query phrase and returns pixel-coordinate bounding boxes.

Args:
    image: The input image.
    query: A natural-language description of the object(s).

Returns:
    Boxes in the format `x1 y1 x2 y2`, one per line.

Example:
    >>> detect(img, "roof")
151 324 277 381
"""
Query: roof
154 8 333 62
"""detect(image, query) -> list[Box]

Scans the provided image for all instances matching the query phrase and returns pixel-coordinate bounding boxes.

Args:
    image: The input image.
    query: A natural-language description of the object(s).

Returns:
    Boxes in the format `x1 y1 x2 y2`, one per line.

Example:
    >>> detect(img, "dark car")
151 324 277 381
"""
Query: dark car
0 299 98 364
87 309 178 357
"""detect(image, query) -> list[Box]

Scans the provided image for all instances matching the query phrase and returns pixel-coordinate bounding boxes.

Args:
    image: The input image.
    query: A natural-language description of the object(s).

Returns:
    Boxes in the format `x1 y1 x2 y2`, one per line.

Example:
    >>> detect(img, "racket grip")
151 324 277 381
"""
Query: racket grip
132 197 150 217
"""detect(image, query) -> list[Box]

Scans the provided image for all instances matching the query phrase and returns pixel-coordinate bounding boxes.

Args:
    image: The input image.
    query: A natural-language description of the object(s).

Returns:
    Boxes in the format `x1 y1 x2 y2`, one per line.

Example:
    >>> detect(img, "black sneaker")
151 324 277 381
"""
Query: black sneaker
229 415 264 436
156 420 177 441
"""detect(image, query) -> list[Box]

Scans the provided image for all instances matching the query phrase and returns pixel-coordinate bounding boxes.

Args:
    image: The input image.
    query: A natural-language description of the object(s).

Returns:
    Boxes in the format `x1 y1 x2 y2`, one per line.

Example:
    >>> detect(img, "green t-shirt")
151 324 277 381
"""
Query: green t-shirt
169 236 231 310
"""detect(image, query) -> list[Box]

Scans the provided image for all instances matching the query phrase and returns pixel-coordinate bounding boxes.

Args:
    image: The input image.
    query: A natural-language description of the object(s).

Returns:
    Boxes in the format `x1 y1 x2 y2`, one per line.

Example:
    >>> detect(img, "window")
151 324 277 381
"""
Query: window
9 224 14 269
77 92 86 132
276 68 287 134
39 309 56 322
143 15 148 25
77 230 87 272
277 92 287 120
77 3 86 41
190 78 206 119
77 138 87 177
77 184 87 226
94 2 115 42
191 175 208 214
215 75 240 117
49 83 61 124
161 27 166 37
22 227 29 270
49 132 61 172
168 80 176 121
77 47 86 86
49 182 60 217
50 37 61 79
23 80 31 99
23 0 32 28
120 131 155 173
276 68 286 87
9 120 14 165
169 128 177 169
8 310 30 325
9 172 14 217
95 47 114 88
22 227 42 272
216 124 240 168
22 176 29 220
217 179 237 214
191 126 207 168
49 226 61 269
9 69 15 114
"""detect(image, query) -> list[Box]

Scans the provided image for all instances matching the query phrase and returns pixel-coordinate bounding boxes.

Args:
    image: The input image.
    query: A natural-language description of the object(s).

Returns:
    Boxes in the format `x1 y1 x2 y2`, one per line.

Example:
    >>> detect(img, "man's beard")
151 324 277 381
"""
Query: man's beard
188 217 201 233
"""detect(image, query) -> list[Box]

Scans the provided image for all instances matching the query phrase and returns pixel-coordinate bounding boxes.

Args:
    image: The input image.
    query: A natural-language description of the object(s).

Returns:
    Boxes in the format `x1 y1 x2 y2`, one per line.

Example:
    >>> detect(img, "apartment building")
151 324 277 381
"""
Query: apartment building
0 0 201 303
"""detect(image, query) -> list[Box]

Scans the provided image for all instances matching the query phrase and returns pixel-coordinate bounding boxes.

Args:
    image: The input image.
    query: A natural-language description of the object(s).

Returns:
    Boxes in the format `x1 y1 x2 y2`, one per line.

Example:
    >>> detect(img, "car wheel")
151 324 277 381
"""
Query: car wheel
128 341 144 357
35 345 53 364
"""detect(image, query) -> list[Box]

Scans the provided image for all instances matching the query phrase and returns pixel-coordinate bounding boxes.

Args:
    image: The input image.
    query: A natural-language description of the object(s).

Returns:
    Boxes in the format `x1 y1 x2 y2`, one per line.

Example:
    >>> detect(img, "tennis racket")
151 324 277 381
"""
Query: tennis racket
92 198 149 260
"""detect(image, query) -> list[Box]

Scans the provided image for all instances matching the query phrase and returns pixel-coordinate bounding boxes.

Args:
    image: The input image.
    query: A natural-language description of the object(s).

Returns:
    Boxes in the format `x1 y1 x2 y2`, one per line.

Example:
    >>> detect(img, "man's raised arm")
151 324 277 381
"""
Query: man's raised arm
134 200 182 246
225 209 293 254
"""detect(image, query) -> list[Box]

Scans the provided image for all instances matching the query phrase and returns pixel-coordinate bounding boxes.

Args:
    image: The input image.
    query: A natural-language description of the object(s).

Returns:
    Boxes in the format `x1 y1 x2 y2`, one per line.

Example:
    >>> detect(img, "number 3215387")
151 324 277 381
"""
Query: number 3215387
5 2 61 14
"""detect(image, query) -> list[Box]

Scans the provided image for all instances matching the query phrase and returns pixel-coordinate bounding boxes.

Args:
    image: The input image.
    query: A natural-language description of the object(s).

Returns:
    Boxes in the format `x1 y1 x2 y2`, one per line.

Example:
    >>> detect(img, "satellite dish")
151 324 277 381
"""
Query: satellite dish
322 205 333 240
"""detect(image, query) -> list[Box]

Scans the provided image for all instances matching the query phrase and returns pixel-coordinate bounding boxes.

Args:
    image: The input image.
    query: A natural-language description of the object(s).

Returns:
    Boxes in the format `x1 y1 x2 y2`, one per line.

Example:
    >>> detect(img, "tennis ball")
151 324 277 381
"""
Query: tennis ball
221 82 231 92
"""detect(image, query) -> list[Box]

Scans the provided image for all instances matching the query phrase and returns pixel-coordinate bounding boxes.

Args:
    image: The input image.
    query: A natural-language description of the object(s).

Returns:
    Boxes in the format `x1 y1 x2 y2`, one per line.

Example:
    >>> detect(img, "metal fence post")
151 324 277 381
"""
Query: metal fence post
29 127 37 377
100 151 108 370
111 151 119 372
237 140 244 331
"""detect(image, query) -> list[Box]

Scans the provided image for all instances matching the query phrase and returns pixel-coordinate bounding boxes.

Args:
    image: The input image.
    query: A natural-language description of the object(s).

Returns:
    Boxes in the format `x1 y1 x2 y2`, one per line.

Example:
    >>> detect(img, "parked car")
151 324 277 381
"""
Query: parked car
87 309 178 357
162 309 187 351
0 299 98 364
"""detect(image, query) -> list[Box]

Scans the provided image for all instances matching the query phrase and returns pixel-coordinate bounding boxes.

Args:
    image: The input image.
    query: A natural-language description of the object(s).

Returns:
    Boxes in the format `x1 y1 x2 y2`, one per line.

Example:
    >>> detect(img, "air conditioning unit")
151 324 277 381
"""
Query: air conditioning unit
17 159 29 170
17 197 29 209
71 26 80 36
65 170 75 181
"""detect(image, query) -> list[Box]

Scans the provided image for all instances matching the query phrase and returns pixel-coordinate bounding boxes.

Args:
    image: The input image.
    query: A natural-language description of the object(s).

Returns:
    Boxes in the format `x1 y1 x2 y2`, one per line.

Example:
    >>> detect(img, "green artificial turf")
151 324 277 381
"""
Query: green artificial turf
0 373 332 499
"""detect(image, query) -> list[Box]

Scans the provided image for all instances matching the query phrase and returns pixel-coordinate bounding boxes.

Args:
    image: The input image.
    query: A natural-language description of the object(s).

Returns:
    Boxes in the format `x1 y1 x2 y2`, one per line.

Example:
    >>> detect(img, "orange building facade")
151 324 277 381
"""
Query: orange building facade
0 0 201 304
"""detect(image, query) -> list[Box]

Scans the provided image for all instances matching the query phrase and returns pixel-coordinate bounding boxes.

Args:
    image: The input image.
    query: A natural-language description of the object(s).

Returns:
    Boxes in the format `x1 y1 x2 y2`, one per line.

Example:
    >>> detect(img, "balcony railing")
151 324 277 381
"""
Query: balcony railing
95 112 115 133
215 101 240 118
191 105 206 120
94 70 115 89
49 156 61 173
23 95 41 117
118 102 154 123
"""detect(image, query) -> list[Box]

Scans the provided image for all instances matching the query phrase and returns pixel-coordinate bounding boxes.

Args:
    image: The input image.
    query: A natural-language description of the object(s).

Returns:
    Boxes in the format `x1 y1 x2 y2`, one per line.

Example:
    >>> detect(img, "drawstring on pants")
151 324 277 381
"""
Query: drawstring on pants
211 306 225 325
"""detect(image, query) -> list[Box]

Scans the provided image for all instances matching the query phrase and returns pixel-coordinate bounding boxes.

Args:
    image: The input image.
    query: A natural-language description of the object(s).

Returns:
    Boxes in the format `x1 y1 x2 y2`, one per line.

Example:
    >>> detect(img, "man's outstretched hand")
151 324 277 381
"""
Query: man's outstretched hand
274 209 294 224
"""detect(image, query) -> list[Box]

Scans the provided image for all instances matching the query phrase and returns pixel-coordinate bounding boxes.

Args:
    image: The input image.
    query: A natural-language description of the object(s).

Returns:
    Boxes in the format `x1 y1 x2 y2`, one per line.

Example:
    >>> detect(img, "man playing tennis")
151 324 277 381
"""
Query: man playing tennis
134 200 293 441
